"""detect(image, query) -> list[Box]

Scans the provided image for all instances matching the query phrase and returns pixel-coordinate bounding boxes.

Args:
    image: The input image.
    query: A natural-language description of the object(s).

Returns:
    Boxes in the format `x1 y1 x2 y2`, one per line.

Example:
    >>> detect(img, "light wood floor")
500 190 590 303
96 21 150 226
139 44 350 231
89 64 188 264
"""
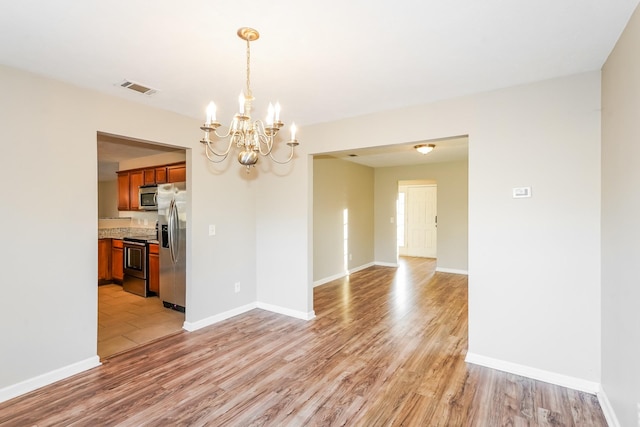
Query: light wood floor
1 257 606 426
98 284 184 359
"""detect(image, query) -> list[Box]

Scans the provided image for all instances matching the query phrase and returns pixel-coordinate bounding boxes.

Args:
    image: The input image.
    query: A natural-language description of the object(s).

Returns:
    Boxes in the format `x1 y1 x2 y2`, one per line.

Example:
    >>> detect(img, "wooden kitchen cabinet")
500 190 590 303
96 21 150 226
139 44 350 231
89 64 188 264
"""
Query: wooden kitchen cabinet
98 238 112 285
117 162 185 210
111 239 124 283
117 172 130 211
128 170 144 211
167 164 186 183
143 168 156 185
148 243 159 294
155 166 167 184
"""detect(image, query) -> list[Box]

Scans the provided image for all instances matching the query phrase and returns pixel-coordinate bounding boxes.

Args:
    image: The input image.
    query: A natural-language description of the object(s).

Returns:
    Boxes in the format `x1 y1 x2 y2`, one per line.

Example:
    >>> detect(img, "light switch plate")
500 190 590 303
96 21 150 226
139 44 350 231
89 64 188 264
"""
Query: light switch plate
209 224 216 236
513 187 531 198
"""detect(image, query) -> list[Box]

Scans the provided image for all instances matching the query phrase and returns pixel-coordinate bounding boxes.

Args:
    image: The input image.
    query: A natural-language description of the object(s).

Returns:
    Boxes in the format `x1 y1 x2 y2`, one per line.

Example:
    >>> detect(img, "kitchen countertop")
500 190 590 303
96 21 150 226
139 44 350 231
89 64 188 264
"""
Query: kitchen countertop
99 227 157 241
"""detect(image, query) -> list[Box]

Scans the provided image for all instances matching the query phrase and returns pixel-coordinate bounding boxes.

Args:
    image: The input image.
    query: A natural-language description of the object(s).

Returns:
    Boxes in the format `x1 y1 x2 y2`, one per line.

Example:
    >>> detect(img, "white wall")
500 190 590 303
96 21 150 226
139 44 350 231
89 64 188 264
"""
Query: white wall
374 160 468 271
98 180 118 218
0 64 261 399
313 156 375 282
301 71 601 389
601 3 640 426
255 150 314 319
467 73 601 389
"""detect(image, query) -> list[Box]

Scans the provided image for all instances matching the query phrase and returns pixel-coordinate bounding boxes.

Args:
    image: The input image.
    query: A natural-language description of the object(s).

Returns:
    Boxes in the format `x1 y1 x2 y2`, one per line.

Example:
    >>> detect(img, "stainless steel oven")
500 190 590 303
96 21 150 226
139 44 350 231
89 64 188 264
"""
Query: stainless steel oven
123 239 149 297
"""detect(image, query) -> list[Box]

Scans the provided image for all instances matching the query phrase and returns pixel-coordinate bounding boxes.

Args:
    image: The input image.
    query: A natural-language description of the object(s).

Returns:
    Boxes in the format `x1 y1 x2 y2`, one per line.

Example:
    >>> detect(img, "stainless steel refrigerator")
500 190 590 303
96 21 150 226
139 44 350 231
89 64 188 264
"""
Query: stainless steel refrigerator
157 182 186 312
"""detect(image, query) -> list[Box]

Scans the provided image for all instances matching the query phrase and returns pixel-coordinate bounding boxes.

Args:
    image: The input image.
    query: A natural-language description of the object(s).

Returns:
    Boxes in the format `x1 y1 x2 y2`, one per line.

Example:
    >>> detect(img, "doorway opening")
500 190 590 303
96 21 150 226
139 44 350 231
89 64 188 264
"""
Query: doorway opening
97 132 188 359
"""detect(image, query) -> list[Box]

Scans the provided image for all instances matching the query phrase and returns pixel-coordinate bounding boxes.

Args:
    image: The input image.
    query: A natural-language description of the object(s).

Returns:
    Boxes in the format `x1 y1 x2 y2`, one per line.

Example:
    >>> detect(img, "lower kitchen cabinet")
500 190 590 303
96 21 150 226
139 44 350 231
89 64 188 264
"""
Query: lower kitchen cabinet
98 239 112 285
111 239 124 283
148 243 159 294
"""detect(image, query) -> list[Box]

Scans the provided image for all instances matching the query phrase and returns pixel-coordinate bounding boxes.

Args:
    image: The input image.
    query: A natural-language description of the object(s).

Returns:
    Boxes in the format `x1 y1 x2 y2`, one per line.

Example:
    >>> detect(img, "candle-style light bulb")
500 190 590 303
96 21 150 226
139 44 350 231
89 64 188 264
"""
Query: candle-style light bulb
238 92 245 115
266 102 275 125
206 101 216 124
290 123 297 141
274 102 281 122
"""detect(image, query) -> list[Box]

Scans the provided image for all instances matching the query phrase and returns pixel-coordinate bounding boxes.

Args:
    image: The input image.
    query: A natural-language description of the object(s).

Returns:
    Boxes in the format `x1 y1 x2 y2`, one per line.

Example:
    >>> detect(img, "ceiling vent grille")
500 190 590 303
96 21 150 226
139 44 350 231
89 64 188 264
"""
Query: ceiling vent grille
118 79 158 96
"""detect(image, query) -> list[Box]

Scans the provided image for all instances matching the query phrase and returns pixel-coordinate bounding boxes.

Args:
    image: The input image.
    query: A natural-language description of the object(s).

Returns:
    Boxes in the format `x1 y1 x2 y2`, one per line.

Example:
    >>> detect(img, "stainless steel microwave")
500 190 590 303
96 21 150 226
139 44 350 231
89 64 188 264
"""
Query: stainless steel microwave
139 185 158 210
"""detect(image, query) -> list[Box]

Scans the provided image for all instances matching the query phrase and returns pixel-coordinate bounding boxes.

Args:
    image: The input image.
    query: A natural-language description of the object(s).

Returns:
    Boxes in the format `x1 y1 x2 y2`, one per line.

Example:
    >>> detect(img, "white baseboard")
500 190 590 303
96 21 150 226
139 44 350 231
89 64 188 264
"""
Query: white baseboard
314 272 347 287
0 356 101 404
183 301 316 332
183 302 257 331
257 302 316 321
465 352 600 394
597 385 621 427
436 267 469 275
351 262 376 273
313 262 381 287
375 261 399 268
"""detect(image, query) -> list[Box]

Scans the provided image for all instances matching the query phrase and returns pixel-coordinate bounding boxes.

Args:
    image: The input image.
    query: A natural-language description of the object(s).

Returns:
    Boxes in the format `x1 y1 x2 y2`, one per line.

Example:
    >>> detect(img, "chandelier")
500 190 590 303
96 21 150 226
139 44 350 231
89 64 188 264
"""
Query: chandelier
200 27 299 172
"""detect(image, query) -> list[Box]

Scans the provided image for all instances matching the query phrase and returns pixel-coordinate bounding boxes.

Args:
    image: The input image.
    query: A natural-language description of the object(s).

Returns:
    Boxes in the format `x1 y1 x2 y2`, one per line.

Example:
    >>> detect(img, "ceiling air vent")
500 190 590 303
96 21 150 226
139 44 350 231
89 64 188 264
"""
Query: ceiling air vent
118 79 158 96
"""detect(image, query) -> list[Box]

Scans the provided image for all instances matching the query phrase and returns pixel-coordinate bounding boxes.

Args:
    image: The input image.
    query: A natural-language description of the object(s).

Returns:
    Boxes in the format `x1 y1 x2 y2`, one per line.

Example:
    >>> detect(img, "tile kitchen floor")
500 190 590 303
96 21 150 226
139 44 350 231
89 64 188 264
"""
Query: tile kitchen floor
98 284 185 359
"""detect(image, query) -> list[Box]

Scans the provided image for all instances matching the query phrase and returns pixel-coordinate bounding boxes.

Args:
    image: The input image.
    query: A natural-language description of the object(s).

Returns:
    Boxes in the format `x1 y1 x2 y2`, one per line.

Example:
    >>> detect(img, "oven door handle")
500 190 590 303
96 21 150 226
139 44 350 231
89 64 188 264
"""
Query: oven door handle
124 241 146 247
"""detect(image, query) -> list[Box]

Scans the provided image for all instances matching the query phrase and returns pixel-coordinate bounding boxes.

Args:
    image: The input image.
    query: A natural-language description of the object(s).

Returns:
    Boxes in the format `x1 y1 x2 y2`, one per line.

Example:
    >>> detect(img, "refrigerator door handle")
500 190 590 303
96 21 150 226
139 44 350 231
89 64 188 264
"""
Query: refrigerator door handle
168 199 175 264
169 198 179 264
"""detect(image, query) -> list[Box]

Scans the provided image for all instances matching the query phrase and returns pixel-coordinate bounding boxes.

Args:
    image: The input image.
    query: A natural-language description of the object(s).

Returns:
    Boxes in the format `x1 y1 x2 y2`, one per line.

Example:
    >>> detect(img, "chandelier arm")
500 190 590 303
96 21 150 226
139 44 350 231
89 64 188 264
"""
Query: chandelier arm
253 120 275 156
255 135 275 157
203 138 235 158
204 144 230 163
212 126 233 139
267 145 296 164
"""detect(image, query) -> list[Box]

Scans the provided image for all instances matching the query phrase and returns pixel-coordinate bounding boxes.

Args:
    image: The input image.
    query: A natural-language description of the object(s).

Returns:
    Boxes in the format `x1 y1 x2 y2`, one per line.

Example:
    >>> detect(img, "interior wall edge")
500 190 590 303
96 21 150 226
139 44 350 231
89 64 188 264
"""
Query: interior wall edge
597 386 622 427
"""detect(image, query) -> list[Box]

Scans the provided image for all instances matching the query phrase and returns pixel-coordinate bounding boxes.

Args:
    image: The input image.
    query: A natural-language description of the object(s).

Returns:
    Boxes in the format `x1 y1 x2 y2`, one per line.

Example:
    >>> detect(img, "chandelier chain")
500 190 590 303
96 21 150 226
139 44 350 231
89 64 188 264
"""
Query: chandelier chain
245 38 252 98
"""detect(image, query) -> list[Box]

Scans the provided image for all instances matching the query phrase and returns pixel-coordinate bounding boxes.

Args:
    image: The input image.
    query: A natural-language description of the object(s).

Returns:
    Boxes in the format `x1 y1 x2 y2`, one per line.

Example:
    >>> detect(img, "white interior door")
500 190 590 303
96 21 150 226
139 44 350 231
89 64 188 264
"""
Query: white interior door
406 185 437 258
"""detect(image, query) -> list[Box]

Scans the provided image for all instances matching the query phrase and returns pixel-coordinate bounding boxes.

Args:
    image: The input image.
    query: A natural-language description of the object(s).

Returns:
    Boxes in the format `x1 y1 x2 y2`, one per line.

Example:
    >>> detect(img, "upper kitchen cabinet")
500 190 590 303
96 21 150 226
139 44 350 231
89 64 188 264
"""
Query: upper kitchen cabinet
143 168 156 185
117 169 143 211
129 170 144 211
117 173 130 211
155 166 167 184
117 162 185 211
167 164 186 183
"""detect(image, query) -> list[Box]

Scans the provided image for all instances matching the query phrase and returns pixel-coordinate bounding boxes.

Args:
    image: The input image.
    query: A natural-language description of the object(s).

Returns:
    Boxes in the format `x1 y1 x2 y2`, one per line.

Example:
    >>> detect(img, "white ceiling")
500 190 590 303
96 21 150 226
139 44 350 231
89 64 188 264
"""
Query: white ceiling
2 0 638 171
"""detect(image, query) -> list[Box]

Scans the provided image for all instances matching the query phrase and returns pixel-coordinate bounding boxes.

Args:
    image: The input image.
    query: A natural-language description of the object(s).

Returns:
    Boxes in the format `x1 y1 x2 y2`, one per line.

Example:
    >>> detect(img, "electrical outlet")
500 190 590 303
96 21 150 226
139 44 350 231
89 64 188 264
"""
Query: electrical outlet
234 282 240 293
349 253 352 261
143 219 148 226
209 224 216 236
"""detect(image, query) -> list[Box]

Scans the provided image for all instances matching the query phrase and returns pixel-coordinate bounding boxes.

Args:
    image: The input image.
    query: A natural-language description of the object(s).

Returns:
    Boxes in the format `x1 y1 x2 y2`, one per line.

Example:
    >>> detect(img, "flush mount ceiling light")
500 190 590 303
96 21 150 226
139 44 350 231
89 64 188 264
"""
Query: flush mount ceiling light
415 144 436 154
200 27 299 173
